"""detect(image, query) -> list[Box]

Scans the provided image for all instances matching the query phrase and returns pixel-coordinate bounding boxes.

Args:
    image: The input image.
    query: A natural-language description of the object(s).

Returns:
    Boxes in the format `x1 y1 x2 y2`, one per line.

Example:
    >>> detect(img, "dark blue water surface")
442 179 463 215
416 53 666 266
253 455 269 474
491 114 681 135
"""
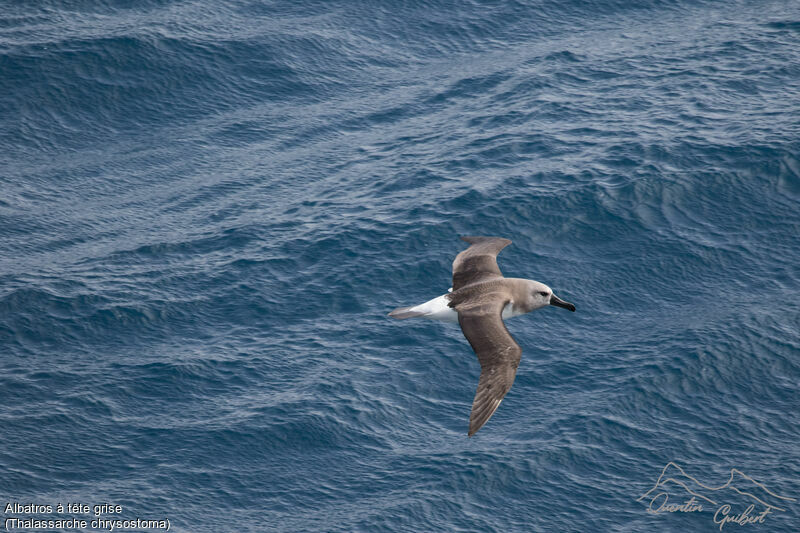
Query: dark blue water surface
2 1 799 531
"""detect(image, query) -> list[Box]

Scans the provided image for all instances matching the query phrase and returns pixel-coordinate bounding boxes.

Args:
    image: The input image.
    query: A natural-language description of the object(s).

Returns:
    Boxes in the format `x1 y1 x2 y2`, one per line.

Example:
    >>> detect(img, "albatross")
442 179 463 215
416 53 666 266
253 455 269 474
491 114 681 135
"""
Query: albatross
388 236 576 436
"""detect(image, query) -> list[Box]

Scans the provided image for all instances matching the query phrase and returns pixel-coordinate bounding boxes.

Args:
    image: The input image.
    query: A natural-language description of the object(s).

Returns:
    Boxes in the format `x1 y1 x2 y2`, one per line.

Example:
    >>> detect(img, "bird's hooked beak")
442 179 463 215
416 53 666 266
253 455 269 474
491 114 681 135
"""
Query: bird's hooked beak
549 294 576 312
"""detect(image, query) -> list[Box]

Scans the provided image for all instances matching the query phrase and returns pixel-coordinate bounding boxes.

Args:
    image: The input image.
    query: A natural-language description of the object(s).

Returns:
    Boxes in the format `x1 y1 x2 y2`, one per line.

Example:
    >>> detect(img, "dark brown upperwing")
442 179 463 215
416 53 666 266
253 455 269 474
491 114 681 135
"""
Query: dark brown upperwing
454 294 522 437
452 236 512 291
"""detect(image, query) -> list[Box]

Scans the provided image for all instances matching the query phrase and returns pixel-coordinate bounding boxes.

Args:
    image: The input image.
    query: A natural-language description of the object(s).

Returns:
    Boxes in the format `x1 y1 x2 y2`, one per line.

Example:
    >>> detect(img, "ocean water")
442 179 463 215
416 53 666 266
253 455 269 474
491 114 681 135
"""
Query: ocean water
1 0 799 531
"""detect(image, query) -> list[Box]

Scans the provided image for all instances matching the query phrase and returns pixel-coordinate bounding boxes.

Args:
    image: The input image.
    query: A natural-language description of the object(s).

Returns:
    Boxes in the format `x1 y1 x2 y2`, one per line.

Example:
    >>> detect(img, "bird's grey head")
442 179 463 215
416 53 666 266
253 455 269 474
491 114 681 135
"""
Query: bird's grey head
524 280 576 313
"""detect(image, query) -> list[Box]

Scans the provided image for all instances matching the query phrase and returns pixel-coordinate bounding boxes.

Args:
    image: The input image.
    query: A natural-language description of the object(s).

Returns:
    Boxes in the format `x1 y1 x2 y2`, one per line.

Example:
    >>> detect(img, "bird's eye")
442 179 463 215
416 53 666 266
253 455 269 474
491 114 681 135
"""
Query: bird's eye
539 291 549 297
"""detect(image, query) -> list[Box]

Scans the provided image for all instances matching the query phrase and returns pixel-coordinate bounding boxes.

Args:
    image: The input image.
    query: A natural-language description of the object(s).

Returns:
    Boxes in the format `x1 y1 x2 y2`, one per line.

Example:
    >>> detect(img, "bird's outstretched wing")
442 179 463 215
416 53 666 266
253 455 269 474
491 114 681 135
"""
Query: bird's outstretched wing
452 236 512 291
454 294 522 436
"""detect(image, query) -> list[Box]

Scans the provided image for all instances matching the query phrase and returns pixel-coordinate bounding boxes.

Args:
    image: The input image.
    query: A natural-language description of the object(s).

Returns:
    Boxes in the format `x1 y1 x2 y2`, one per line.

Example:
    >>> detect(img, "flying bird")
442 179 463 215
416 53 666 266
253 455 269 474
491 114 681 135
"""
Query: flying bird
388 236 576 436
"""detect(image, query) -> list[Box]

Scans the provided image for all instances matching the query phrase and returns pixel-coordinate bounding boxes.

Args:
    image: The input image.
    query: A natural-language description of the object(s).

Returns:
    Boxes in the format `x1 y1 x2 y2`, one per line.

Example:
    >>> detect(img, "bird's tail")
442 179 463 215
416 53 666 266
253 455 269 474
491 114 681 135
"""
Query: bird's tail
388 306 426 319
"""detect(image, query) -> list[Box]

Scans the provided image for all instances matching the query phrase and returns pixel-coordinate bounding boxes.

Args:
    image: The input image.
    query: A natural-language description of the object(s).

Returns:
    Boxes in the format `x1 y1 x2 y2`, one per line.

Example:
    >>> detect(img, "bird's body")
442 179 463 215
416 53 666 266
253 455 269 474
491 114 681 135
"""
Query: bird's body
389 236 576 436
395 282 537 323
